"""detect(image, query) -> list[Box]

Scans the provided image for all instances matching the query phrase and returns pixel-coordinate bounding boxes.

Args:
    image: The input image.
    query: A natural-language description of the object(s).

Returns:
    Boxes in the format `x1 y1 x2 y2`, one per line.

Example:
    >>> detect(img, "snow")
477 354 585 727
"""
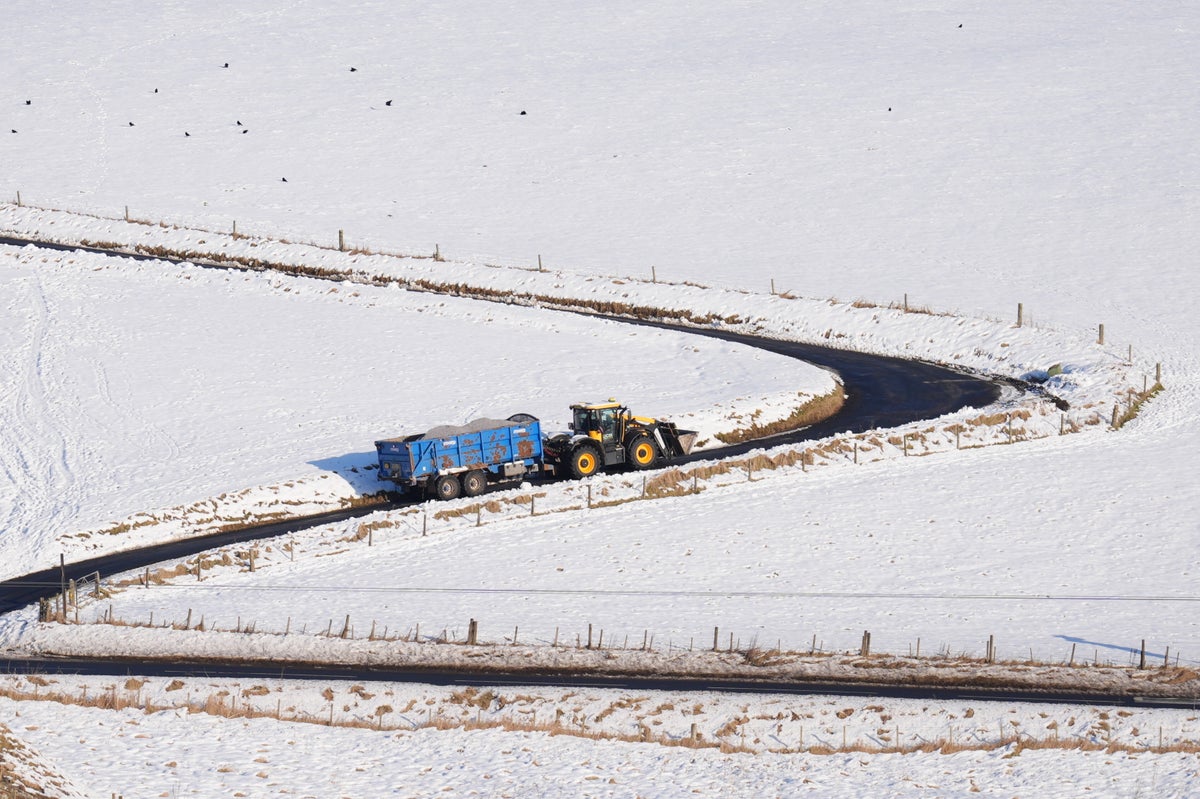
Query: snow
4 676 1200 798
0 244 832 578
2 0 1200 796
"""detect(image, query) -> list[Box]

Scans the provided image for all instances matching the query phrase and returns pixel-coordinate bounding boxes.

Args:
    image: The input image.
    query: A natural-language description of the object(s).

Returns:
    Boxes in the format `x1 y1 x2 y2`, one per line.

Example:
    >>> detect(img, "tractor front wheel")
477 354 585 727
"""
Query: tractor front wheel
627 434 660 470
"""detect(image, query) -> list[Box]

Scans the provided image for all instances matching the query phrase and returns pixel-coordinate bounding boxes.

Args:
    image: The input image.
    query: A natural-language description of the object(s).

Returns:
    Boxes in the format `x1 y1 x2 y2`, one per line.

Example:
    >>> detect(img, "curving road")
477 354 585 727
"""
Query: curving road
0 235 1031 703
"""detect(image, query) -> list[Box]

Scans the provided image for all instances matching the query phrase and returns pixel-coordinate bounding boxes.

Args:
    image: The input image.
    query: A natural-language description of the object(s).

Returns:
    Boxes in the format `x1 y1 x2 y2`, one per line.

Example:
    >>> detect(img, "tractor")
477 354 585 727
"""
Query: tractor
544 400 698 480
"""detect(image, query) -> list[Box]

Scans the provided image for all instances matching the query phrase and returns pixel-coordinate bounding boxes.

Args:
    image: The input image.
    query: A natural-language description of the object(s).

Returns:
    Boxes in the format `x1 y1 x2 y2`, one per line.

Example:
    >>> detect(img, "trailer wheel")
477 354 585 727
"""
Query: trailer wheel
568 443 601 479
461 470 487 497
627 434 659 470
433 474 462 501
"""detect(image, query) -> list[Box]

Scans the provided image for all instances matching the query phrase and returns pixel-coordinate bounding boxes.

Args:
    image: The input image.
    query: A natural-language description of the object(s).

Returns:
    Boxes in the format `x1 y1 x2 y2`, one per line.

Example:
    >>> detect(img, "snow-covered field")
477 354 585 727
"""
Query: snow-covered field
3 0 1200 796
5 674 1200 799
0 241 834 578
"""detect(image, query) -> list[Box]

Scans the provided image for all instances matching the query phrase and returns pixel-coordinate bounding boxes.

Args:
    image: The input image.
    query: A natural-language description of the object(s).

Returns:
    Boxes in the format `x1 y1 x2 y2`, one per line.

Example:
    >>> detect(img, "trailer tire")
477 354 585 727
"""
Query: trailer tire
461 470 487 497
627 434 659 470
568 443 602 479
433 474 462 501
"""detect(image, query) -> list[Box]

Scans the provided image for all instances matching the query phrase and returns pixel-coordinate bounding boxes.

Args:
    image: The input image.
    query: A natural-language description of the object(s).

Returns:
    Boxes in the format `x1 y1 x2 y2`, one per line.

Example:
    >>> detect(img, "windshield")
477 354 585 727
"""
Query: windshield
573 408 596 433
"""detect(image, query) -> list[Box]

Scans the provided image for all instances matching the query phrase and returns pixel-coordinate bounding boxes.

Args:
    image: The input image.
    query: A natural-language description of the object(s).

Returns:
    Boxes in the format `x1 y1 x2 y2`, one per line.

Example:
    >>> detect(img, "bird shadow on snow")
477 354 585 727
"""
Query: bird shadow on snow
307 451 386 495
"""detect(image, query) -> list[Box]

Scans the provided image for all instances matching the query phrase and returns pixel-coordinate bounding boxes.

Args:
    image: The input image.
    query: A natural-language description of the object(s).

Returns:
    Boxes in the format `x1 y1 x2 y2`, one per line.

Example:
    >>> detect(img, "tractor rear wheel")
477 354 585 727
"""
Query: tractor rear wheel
568 443 602 479
627 434 660 470
462 470 487 497
433 474 462 501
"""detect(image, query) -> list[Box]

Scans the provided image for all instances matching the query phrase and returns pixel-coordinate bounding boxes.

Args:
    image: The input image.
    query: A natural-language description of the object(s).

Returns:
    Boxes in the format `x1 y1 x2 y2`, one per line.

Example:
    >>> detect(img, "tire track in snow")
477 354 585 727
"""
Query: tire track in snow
0 269 87 547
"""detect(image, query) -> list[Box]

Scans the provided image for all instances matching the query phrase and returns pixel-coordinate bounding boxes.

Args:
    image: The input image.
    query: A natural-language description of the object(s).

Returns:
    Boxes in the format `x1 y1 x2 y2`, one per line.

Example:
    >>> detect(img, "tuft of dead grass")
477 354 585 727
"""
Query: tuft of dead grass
713 385 845 445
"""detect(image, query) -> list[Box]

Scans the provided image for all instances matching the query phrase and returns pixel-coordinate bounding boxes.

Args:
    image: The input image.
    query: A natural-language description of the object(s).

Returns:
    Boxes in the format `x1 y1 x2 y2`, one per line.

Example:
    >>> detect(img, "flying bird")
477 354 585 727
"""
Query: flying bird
25 100 31 105
10 129 15 134
241 129 248 134
350 66 357 72
223 62 229 68
154 88 158 93
184 131 190 137
385 100 392 106
520 110 526 115
237 120 243 126
128 121 135 126
281 177 287 182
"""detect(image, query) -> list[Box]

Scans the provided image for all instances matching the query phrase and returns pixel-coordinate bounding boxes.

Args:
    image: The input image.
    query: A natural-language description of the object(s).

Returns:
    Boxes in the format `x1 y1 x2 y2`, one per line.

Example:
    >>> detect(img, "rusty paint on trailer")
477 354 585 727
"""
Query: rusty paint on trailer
518 440 534 458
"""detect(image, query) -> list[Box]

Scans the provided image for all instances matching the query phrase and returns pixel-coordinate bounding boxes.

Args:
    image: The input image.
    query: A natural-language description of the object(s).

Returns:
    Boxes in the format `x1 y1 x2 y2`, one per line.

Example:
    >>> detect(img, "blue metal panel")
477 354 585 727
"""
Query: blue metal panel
375 420 543 486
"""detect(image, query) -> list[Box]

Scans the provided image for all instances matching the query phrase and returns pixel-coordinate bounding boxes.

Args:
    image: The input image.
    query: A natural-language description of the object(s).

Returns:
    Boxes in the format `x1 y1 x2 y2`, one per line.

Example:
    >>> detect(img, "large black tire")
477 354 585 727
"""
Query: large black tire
627 433 660 470
432 474 462 501
461 470 488 497
568 443 602 479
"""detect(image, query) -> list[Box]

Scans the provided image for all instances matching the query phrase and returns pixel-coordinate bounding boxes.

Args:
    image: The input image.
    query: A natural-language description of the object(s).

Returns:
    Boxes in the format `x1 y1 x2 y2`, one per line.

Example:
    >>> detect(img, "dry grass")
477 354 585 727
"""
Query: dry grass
0 723 60 799
8 678 1199 762
713 385 846 445
1114 383 1164 429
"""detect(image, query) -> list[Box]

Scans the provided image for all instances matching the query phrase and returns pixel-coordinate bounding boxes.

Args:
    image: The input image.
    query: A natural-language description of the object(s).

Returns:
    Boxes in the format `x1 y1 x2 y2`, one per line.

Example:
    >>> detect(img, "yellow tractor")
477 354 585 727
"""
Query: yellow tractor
544 400 698 480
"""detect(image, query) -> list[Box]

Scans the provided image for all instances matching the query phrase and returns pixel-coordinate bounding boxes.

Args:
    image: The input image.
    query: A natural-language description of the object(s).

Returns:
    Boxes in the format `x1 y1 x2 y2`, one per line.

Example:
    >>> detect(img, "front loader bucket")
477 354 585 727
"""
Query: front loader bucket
658 423 698 458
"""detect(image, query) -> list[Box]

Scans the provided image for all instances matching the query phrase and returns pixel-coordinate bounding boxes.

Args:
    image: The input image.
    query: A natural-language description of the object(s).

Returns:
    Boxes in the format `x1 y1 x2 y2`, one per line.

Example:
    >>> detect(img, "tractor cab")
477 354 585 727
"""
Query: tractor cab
555 399 696 479
570 401 625 447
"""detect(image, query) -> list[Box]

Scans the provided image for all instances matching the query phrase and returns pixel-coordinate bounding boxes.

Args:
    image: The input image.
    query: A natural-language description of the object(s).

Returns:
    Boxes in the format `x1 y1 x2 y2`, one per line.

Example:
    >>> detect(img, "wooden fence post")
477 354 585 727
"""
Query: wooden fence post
1098 323 1105 345
467 619 477 645
1017 302 1024 327
860 630 871 656
338 229 345 251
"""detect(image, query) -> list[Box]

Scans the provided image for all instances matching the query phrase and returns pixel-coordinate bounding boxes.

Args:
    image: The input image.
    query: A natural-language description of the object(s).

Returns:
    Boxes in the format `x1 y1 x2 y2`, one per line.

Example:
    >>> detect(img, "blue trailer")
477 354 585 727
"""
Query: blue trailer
375 415 550 500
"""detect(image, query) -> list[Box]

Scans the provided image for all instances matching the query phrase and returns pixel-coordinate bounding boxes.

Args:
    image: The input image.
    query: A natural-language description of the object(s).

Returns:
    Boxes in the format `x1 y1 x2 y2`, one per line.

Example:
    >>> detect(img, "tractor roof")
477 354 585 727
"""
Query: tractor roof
570 400 622 410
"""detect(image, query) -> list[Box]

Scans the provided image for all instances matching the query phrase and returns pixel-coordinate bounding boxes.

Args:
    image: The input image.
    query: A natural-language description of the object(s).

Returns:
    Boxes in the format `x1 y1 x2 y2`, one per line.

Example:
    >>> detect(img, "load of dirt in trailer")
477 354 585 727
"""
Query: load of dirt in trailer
419 418 524 440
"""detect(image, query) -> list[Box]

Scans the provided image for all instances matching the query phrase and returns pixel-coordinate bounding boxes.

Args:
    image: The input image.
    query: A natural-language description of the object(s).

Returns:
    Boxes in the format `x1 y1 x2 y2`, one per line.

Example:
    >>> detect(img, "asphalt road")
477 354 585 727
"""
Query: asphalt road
0 234 1034 703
